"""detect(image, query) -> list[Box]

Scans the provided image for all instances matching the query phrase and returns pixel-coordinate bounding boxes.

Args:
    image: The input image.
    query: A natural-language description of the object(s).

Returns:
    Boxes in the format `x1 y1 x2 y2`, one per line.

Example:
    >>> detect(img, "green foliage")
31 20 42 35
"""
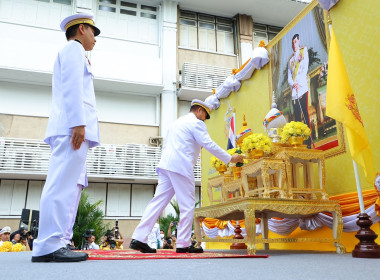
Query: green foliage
235 148 244 167
170 199 180 219
158 199 201 237
72 191 110 248
158 213 178 238
308 47 321 68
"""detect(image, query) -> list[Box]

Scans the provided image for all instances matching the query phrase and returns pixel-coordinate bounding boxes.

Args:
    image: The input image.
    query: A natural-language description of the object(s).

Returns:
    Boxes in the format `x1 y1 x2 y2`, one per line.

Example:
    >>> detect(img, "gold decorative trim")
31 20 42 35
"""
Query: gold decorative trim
194 197 345 255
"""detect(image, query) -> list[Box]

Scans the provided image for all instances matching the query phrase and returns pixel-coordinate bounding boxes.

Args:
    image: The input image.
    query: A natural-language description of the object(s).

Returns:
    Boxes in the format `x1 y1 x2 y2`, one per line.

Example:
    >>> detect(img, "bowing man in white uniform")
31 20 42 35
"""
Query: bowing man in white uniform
32 13 101 263
130 99 244 253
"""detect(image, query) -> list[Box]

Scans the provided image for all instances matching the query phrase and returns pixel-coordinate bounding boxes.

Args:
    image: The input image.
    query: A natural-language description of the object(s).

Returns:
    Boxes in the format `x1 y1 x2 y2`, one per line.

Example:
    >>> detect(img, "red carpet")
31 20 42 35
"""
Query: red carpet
84 249 268 260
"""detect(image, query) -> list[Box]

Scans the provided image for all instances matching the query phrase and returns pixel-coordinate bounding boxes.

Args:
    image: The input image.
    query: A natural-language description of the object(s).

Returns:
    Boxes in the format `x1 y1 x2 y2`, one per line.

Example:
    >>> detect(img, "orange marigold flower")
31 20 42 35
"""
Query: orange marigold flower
258 40 266 47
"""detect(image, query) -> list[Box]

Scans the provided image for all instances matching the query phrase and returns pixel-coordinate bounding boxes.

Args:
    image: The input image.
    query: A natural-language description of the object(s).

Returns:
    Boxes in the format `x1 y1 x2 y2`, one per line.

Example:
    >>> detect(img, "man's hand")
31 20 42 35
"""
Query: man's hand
71 126 85 150
293 83 299 92
230 154 244 163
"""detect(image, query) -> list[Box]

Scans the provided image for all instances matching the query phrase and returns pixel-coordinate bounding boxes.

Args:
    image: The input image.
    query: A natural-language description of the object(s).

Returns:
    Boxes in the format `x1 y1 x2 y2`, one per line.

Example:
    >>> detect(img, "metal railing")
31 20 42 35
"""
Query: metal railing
181 62 232 90
0 138 201 182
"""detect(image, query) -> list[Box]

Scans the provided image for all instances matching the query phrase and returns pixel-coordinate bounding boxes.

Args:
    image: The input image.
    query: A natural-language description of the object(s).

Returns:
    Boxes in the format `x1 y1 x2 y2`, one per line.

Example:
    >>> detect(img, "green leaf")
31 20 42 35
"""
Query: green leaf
72 191 110 249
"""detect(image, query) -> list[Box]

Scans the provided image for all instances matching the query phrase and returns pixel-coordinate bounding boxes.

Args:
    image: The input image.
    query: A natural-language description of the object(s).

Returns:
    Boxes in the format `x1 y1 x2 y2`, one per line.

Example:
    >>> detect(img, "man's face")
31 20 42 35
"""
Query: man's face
0 233 10 242
292 37 300 52
82 25 96 51
90 235 95 243
195 107 208 121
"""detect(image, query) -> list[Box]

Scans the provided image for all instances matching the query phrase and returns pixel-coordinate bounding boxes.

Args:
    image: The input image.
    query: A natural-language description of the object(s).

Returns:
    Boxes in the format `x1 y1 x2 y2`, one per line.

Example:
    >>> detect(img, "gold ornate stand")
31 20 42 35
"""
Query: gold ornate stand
207 174 225 205
274 147 328 199
193 198 346 255
222 178 244 201
241 158 287 199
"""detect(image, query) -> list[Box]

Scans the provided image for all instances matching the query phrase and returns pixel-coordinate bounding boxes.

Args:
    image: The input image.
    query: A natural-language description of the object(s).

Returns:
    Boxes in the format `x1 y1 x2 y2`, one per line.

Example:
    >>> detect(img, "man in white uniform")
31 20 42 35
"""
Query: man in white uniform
130 100 244 253
287 34 312 147
32 13 101 262
0 226 11 247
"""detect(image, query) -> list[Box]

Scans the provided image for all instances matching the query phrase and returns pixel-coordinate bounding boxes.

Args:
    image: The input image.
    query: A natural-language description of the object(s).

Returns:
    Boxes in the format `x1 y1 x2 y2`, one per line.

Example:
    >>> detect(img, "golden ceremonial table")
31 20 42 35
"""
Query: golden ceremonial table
193 198 346 255
273 147 328 199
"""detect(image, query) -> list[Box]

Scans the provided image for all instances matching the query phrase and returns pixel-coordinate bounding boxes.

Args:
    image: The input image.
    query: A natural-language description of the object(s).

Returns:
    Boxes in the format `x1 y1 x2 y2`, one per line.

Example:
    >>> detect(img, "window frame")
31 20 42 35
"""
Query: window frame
179 9 236 55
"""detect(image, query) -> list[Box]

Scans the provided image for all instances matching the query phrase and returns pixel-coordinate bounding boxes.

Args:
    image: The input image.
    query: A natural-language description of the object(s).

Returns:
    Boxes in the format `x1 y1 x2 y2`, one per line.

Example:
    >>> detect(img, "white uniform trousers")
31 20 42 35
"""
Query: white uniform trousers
32 136 88 257
132 169 195 248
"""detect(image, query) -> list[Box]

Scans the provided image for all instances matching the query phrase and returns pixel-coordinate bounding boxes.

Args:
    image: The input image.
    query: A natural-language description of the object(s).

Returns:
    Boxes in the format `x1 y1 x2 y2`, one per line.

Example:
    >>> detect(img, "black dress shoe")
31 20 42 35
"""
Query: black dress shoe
66 244 76 250
129 239 156 253
31 247 89 262
176 246 204 253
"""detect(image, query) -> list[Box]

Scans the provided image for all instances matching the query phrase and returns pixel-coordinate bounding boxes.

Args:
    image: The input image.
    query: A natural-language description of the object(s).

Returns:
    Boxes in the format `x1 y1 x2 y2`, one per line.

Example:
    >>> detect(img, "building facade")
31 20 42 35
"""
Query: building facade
0 0 308 239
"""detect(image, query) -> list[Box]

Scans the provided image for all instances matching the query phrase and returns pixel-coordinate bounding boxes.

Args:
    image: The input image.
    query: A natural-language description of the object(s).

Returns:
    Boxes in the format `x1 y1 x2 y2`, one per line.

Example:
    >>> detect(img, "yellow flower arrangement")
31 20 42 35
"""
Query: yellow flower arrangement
0 241 13 252
11 243 23 252
280 121 311 143
241 133 272 154
210 156 225 169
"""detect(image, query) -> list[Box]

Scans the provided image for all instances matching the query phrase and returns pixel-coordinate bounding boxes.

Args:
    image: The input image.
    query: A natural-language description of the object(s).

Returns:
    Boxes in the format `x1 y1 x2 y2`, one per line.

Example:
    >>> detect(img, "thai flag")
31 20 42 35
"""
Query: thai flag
227 113 236 149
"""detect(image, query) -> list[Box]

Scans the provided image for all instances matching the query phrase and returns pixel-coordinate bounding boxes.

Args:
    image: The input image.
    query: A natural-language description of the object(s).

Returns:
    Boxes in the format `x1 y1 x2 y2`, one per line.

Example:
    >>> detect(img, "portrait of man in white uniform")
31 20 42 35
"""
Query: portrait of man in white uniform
288 33 312 147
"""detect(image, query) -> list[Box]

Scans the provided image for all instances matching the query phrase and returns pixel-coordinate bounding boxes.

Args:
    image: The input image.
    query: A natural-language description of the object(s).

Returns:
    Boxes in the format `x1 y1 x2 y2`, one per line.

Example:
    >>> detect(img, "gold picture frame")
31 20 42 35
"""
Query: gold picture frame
267 0 345 159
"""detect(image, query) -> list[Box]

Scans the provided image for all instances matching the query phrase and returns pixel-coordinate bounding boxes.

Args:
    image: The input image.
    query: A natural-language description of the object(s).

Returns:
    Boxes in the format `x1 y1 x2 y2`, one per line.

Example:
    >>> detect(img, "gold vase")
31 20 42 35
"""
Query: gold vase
232 166 242 179
248 149 264 159
216 165 227 175
288 136 305 147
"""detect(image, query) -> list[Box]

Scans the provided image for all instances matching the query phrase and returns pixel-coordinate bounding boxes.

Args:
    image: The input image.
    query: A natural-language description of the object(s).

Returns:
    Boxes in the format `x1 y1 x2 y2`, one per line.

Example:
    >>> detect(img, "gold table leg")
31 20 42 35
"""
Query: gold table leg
244 207 256 255
193 215 203 248
332 206 346 254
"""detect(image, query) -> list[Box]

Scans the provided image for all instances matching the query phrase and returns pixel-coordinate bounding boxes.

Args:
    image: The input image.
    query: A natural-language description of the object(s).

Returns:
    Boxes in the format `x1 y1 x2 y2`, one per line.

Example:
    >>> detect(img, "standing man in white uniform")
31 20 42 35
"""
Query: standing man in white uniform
32 13 101 262
130 100 244 253
287 33 311 147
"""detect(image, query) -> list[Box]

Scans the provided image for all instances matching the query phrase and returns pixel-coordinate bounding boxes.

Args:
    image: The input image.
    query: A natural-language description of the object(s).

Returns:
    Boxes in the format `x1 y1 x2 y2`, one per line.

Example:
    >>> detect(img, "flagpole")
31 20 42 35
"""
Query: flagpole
352 160 365 213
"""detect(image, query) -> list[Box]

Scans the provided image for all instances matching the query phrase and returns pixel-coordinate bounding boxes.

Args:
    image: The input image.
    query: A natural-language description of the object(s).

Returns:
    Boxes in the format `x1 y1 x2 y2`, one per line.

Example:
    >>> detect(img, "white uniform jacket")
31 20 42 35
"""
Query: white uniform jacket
45 40 100 148
158 113 231 179
287 46 309 100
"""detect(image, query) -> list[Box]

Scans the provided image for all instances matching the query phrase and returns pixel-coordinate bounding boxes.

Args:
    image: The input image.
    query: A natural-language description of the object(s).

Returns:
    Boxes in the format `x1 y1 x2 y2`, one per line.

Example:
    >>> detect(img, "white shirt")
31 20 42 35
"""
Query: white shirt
288 46 309 100
89 242 100 250
147 223 162 249
45 40 100 148
158 113 231 179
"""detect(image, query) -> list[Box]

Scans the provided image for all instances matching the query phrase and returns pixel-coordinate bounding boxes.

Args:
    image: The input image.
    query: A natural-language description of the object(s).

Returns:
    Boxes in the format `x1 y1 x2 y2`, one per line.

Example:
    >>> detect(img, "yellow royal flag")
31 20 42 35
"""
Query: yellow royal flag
326 28 375 184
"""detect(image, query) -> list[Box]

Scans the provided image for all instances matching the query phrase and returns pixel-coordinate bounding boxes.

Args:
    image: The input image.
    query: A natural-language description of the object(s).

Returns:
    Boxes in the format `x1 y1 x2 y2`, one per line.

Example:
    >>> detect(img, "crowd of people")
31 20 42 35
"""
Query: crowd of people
0 226 33 252
0 222 200 253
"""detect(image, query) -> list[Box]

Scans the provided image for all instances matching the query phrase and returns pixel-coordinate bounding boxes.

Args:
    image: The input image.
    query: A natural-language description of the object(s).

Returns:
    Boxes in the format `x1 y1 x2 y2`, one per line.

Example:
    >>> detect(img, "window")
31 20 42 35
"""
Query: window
36 0 72 4
0 179 155 218
0 180 27 215
253 23 282 47
179 10 235 54
0 0 72 29
97 0 158 42
89 182 155 217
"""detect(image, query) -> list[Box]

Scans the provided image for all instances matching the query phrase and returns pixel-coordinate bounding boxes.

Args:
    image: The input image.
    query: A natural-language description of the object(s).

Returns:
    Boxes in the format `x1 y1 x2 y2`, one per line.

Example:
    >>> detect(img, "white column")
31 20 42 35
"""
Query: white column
238 14 253 65
160 0 178 137
160 1 179 218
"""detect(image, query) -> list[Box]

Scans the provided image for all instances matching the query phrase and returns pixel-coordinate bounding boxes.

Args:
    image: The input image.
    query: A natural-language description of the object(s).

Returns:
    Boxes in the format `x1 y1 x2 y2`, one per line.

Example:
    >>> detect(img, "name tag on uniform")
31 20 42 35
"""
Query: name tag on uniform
86 63 94 79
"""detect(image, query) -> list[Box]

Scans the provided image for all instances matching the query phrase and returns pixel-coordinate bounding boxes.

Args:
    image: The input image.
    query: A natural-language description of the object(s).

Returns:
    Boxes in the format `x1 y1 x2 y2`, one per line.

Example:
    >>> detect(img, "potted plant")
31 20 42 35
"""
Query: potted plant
280 121 311 146
241 133 272 159
210 156 227 174
227 148 248 179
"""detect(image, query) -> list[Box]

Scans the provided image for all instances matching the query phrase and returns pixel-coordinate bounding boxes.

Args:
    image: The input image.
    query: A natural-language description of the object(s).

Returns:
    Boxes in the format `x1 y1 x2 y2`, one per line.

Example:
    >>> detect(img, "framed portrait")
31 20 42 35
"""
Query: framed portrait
267 0 345 158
